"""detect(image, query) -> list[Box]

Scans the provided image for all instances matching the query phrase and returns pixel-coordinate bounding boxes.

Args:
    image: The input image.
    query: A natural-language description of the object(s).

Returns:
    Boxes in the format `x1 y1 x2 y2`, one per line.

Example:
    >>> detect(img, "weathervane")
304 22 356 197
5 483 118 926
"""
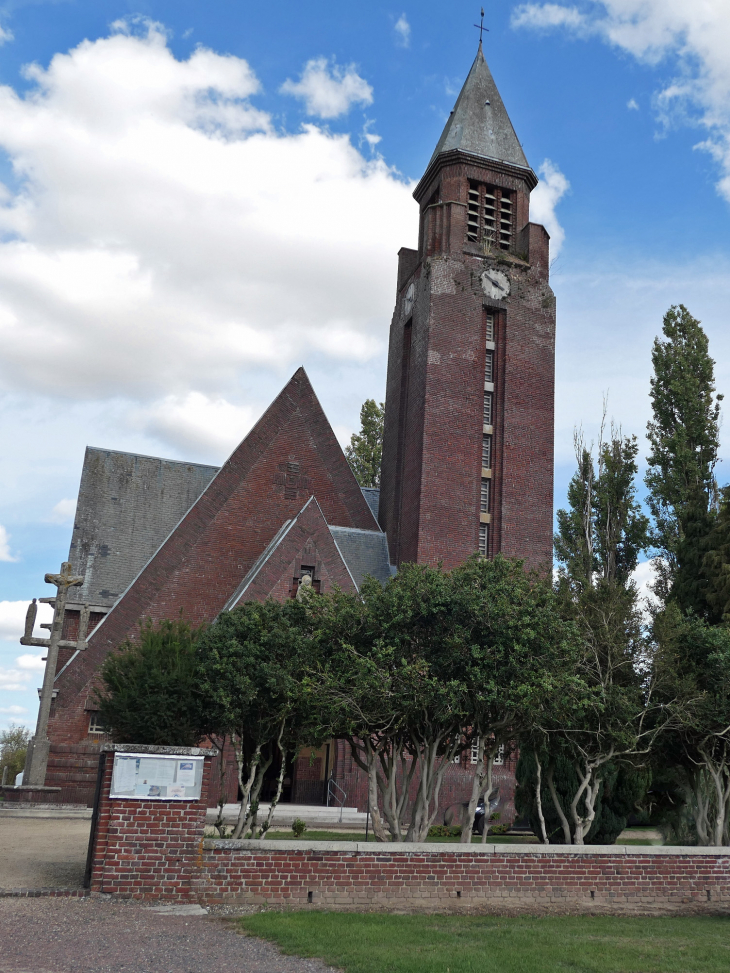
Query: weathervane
474 6 489 44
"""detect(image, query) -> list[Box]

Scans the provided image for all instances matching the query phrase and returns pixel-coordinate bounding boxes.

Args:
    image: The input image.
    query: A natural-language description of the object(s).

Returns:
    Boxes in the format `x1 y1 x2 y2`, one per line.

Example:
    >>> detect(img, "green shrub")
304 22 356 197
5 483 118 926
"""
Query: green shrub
292 818 307 838
427 825 462 838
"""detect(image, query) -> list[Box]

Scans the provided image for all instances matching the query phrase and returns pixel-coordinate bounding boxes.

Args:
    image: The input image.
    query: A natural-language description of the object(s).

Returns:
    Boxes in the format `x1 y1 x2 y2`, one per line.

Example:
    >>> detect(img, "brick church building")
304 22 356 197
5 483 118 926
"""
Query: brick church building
38 41 555 817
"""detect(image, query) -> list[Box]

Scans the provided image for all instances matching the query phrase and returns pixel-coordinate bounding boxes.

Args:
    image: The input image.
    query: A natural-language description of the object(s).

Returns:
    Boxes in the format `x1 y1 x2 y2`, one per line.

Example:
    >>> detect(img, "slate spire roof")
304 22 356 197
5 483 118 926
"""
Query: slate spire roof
428 42 533 175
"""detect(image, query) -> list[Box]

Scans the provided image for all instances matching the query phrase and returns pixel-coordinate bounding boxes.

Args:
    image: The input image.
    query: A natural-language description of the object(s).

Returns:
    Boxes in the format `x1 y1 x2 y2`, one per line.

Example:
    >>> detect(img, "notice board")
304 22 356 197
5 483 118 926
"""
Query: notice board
109 752 204 800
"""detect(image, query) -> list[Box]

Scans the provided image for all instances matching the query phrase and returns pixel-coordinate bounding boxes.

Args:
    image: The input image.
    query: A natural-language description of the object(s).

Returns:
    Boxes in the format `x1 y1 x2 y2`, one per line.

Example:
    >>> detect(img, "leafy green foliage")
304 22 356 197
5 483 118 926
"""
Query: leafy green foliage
0 724 31 783
195 597 327 838
311 556 584 842
344 399 384 488
652 605 730 844
291 817 307 837
516 752 648 845
645 305 723 595
555 428 649 591
96 619 206 746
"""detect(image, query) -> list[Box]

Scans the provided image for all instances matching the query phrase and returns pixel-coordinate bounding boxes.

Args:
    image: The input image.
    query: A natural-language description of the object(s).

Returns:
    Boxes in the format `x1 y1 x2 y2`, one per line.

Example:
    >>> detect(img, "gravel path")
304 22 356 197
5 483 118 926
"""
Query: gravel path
0 817 90 889
0 897 337 973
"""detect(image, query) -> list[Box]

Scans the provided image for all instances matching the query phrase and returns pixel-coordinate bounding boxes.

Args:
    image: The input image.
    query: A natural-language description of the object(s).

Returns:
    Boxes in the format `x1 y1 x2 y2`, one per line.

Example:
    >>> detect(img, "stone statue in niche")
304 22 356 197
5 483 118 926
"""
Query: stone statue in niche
296 573 315 602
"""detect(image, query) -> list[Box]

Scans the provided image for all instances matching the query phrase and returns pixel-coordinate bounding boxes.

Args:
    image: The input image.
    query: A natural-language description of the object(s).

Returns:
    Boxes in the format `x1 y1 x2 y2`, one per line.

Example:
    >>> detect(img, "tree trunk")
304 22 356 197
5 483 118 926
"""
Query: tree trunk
534 753 549 845
480 756 497 844
258 723 287 838
231 740 261 840
546 760 572 845
208 733 228 838
460 735 487 844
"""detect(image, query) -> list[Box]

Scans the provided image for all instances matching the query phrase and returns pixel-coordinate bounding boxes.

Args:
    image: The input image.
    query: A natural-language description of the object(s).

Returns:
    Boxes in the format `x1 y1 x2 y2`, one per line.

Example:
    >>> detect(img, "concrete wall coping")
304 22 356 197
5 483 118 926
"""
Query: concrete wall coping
202 838 730 857
101 743 217 757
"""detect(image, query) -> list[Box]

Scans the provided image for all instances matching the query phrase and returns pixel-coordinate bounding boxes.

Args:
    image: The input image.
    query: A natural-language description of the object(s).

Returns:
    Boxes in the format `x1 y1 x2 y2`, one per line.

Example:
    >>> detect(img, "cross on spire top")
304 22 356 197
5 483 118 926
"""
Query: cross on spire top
474 6 489 46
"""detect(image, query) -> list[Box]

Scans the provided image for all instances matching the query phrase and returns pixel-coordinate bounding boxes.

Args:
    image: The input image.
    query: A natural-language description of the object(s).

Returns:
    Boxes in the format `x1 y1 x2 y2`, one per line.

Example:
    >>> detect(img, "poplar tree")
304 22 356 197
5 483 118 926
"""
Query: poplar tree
533 421 654 844
345 399 385 488
645 305 723 599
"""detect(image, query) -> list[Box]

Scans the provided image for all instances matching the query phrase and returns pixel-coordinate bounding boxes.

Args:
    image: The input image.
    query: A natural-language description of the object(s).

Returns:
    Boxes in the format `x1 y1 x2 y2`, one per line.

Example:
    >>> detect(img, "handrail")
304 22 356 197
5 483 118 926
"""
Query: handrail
326 775 347 823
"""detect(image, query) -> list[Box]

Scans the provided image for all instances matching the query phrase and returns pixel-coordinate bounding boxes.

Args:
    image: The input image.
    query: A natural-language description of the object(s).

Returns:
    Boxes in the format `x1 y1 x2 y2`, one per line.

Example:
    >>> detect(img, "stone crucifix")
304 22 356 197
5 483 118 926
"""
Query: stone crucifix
23 562 84 787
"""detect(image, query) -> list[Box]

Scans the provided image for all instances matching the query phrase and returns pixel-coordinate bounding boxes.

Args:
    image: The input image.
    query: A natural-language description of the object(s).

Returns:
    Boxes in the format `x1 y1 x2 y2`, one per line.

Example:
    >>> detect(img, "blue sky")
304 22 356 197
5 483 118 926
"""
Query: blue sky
2 0 730 730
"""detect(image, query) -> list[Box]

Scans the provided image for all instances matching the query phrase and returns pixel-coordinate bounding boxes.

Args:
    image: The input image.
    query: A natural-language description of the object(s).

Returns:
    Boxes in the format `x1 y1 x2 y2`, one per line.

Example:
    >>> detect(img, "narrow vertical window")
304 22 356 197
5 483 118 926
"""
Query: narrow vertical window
480 479 490 514
485 313 494 342
471 738 480 764
479 524 489 556
484 351 494 384
483 392 493 426
482 434 492 470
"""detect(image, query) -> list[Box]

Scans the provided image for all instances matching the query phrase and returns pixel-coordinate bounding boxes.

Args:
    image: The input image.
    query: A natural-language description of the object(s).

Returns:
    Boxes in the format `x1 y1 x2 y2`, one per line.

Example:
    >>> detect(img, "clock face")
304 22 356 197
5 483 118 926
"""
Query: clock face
404 282 415 316
481 269 510 301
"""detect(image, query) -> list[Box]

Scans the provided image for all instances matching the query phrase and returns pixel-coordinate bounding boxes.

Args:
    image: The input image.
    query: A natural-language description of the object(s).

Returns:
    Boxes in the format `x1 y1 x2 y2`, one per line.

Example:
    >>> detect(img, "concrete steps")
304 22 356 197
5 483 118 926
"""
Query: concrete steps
206 802 366 829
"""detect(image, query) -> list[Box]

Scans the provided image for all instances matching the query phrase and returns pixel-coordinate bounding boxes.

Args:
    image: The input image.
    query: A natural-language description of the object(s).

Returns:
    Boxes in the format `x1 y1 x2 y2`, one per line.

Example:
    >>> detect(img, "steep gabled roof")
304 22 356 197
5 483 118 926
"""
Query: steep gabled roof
225 497 359 606
329 526 394 589
56 367 378 699
67 448 218 609
428 44 533 174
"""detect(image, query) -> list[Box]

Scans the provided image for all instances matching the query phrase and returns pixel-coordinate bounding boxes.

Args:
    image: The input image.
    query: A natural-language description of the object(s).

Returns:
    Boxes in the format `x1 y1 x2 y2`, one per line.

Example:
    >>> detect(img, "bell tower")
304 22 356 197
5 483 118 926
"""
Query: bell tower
378 41 555 572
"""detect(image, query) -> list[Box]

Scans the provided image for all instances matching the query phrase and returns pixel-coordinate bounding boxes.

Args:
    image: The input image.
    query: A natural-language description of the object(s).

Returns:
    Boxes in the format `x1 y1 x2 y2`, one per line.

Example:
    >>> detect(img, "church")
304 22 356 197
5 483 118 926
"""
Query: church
39 41 556 816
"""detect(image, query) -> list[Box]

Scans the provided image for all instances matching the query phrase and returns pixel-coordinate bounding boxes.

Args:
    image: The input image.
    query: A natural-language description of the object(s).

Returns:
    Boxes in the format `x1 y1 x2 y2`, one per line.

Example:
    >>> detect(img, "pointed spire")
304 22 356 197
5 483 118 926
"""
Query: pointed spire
428 45 533 175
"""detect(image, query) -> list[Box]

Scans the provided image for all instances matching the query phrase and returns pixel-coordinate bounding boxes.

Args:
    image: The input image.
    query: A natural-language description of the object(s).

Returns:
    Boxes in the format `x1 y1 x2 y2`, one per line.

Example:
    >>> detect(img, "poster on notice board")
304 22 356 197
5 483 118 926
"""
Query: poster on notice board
109 753 204 800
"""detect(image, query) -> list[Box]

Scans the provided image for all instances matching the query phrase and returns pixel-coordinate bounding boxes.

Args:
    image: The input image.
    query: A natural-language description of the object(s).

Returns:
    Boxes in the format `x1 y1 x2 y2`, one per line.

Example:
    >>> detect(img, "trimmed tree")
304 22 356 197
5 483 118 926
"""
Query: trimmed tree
195 598 325 840
96 618 206 747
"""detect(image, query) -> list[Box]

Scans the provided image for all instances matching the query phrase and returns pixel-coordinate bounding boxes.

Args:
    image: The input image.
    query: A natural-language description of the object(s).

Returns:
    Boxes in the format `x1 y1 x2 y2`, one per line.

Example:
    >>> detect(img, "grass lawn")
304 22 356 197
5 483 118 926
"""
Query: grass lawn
239 911 730 973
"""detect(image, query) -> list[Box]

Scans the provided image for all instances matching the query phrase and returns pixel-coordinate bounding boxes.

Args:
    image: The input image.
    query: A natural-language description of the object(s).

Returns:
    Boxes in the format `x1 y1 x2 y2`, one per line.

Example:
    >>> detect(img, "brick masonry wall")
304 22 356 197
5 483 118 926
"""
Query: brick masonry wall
86 746 730 915
195 842 730 915
380 155 554 573
89 746 214 899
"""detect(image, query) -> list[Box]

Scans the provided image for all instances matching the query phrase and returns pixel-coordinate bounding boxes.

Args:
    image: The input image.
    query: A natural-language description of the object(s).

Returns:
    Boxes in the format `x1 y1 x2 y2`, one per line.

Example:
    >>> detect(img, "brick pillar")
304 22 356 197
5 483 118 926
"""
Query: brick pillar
87 744 215 900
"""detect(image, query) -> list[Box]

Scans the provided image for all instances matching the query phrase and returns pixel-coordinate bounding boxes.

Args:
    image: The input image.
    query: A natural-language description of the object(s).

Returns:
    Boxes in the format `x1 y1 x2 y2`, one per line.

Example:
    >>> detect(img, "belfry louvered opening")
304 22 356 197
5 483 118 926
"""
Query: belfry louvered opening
467 182 514 251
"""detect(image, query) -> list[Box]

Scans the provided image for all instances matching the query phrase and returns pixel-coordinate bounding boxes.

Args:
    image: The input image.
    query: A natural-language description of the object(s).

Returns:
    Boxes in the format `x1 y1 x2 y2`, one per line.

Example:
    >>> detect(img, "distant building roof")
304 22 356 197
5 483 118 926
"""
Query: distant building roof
67 447 218 608
329 526 395 589
360 487 380 522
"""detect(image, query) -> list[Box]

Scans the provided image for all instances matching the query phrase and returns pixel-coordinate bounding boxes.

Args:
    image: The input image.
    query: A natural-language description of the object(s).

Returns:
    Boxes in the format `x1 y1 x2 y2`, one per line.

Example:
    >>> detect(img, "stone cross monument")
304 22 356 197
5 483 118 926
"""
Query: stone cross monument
22 561 84 787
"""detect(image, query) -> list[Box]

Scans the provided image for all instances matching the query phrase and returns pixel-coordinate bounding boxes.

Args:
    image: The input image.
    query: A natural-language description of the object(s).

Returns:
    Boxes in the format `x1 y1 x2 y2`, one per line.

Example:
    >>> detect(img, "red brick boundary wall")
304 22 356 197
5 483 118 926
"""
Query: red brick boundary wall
194 841 730 915
87 744 730 914
88 743 215 899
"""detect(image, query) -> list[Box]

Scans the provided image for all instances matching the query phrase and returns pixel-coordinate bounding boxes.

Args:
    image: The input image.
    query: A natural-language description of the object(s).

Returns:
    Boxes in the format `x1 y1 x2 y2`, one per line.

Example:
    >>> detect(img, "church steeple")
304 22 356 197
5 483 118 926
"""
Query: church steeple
428 44 533 174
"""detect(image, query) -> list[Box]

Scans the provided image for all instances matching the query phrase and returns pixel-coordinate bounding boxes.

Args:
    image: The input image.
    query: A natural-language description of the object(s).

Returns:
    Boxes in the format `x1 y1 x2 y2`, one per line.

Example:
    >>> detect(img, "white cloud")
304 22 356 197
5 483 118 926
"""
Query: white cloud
0 669 32 691
512 4 587 31
137 392 257 459
394 14 411 48
0 525 17 562
49 498 77 524
0 600 54 642
16 653 45 671
280 57 374 118
0 25 414 459
511 1 730 204
0 705 27 714
529 159 570 257
627 98 639 111
0 25 13 46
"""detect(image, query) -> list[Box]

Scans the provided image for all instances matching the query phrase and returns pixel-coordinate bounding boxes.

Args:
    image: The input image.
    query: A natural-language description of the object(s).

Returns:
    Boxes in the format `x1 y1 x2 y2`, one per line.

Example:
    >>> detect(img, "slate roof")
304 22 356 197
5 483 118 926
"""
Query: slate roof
329 526 395 589
360 487 380 522
428 44 533 175
67 447 218 608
